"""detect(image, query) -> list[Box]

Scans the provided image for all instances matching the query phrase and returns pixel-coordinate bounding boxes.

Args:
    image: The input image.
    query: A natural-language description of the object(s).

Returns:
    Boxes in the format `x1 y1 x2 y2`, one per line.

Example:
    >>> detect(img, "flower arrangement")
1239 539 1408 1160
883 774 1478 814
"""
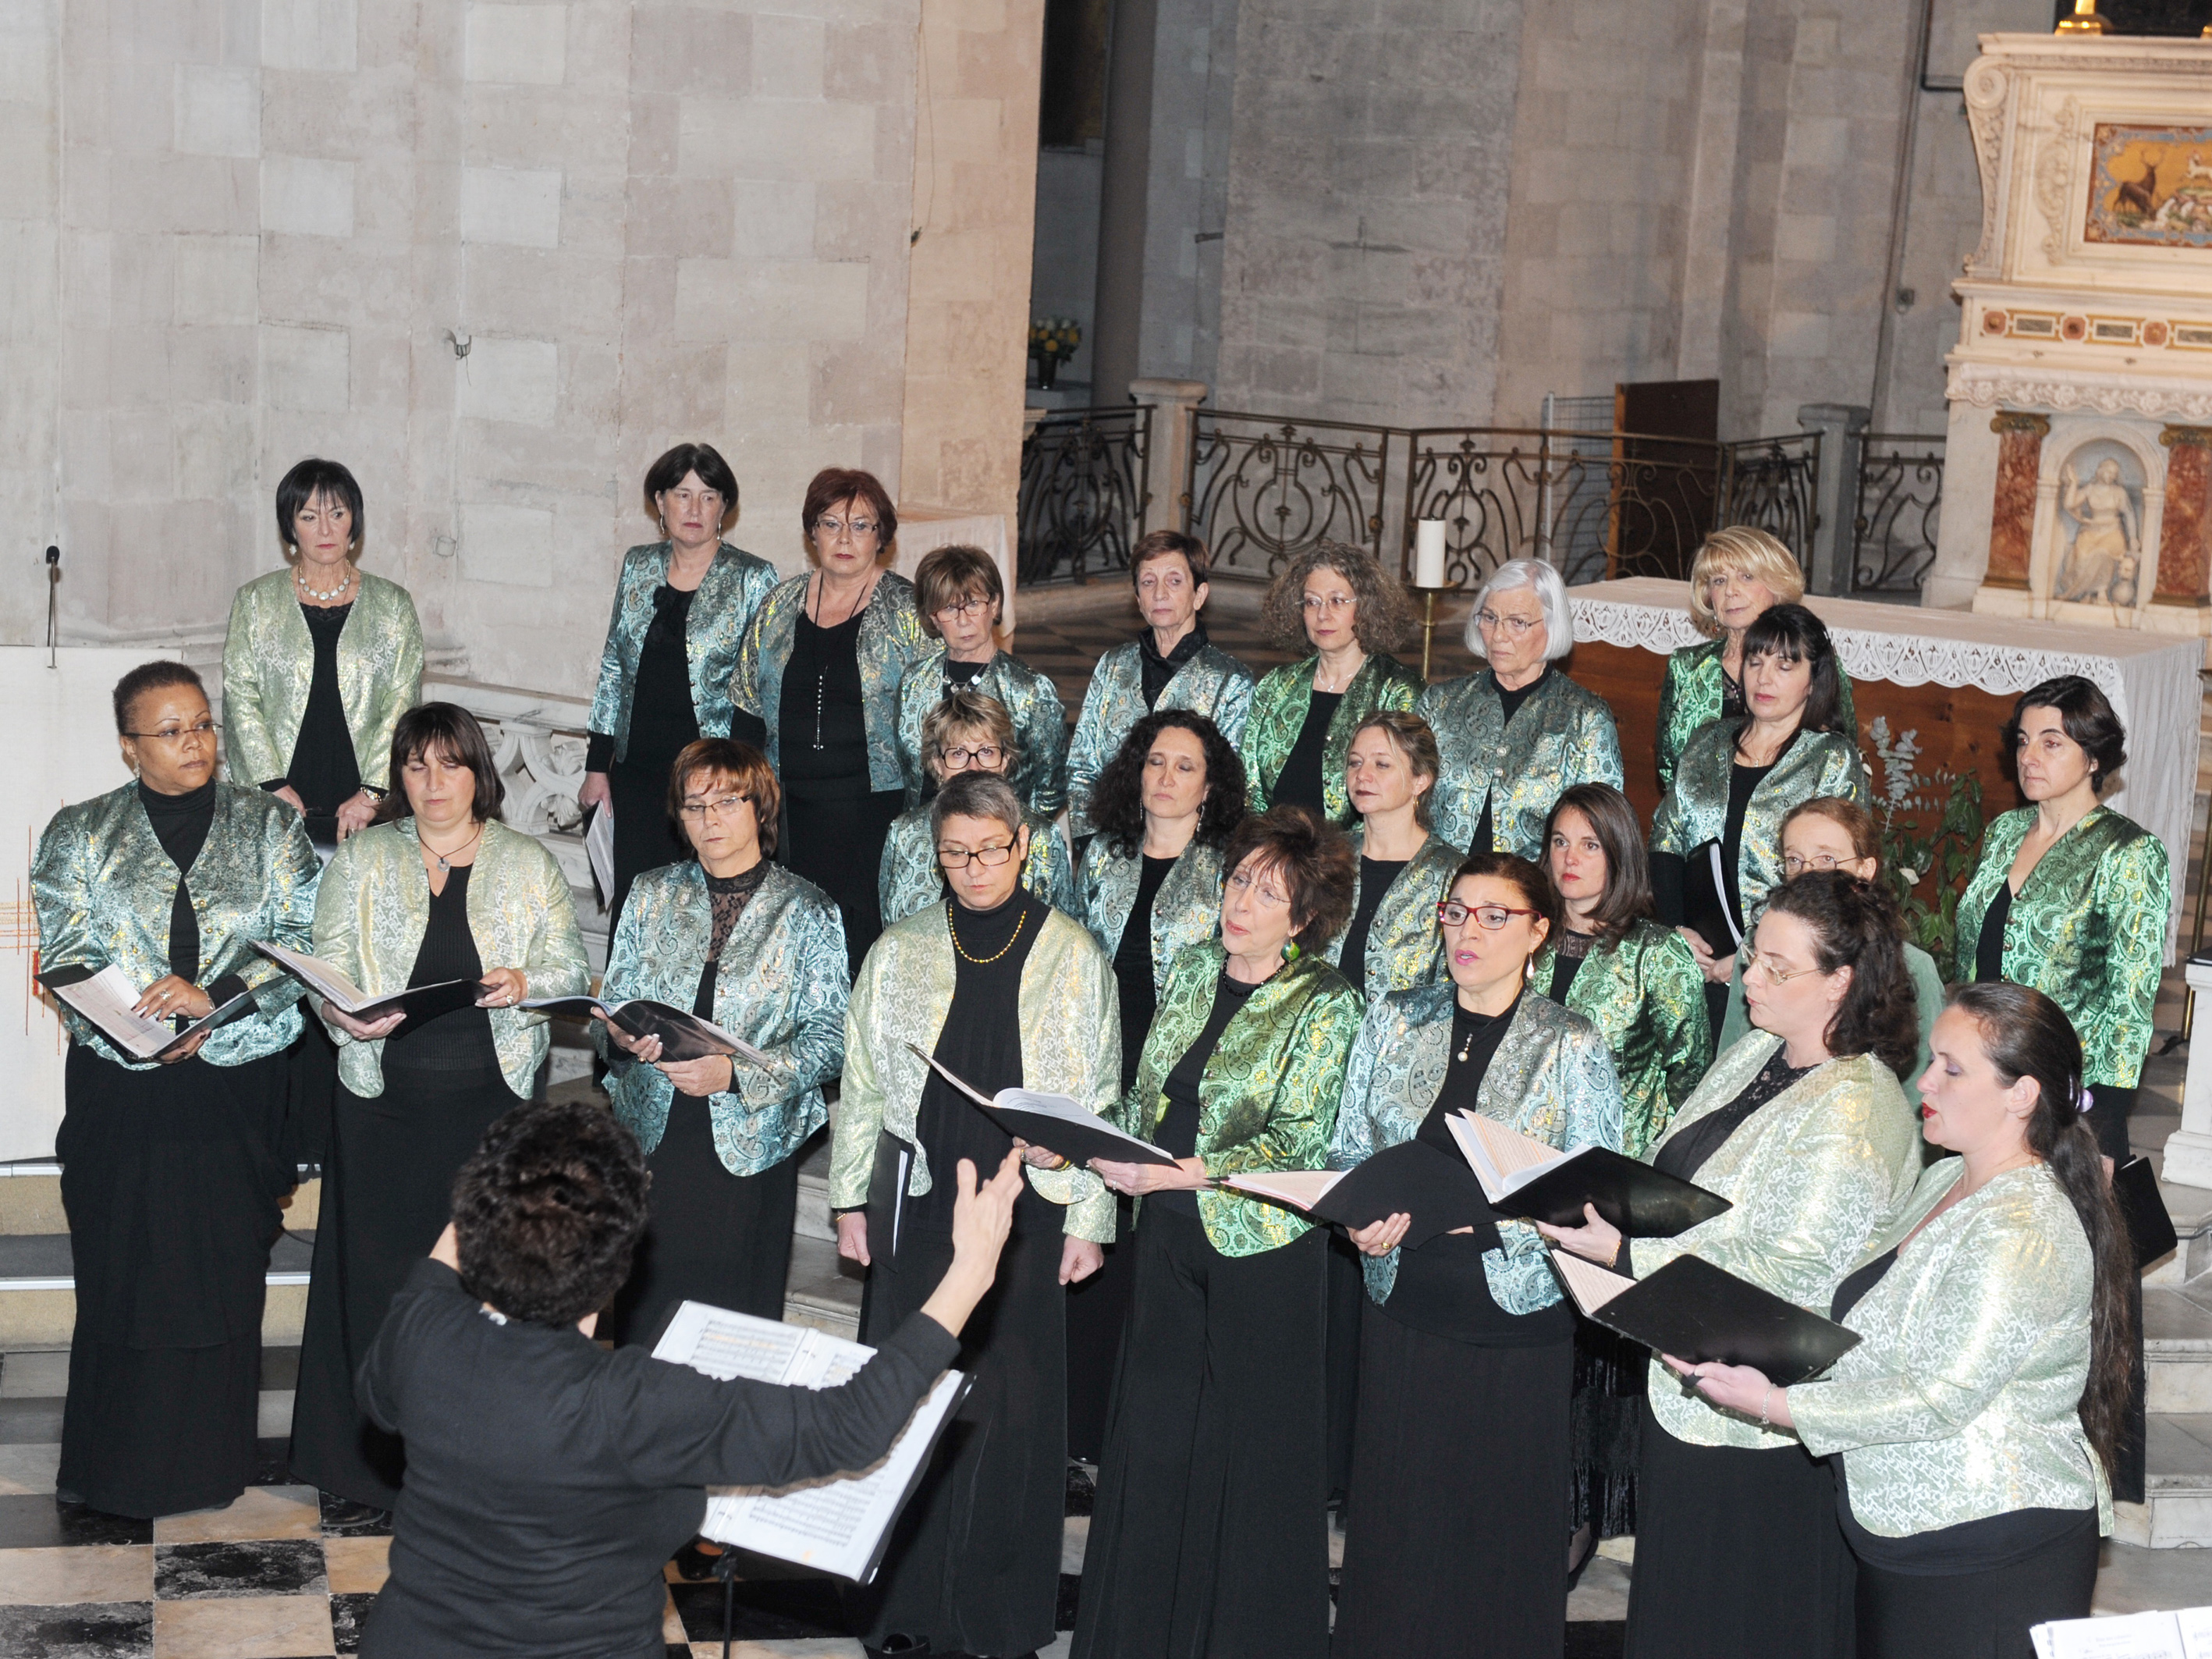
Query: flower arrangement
1029 316 1081 389
1867 716 1986 962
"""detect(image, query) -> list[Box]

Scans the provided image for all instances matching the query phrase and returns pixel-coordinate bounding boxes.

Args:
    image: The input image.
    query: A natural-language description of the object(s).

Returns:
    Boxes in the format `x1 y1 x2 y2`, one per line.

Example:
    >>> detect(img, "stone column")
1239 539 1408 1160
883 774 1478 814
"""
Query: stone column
1128 378 1209 538
1091 0 1161 407
2157 426 2212 607
1795 403 1870 596
2167 960 2212 1195
1984 413 2050 590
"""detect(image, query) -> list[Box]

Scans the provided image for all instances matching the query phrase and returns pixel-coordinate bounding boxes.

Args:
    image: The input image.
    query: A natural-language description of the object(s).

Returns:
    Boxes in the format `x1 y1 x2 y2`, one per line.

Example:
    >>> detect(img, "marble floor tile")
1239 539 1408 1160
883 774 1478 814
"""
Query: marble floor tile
0 1399 66 1445
0 1442 62 1496
151 1593 334 1657
0 1598 153 1657
1567 1556 1632 1622
314 1494 392 1539
327 1590 376 1655
153 1539 326 1600
318 1536 386 1596
0 1498 151 1550
254 1393 295 1441
152 1487 319 1546
0 1545 152 1606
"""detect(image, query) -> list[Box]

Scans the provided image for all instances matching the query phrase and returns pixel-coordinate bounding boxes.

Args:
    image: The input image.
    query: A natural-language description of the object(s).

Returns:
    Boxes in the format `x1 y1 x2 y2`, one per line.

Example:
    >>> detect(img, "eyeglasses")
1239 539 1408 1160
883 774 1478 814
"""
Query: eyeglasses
940 744 1002 768
1476 610 1541 638
1781 852 1847 876
1436 901 1539 930
1301 593 1356 615
1227 869 1290 908
677 793 751 822
814 516 879 542
935 596 992 620
124 721 217 744
938 840 1017 870
1744 952 1822 985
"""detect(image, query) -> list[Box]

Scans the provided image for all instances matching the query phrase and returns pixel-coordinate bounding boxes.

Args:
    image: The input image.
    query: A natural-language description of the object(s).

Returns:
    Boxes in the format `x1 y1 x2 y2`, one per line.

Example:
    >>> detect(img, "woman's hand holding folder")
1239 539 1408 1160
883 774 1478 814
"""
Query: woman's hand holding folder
1536 1202 1626 1269
1091 1156 1211 1196
1664 1355 1794 1430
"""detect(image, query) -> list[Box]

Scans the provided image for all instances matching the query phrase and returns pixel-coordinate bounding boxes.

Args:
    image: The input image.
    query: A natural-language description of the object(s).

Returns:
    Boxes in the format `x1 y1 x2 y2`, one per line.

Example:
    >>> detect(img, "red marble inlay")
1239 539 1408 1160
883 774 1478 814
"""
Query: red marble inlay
1987 420 2045 588
2061 314 2089 341
2143 319 2171 347
1984 309 2009 335
2156 431 2212 602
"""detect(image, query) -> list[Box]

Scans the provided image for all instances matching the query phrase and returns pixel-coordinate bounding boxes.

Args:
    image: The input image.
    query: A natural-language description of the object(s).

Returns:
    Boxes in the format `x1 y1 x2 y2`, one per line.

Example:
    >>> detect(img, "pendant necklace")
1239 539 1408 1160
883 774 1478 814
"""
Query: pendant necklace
946 897 1028 964
296 564 353 603
422 822 484 872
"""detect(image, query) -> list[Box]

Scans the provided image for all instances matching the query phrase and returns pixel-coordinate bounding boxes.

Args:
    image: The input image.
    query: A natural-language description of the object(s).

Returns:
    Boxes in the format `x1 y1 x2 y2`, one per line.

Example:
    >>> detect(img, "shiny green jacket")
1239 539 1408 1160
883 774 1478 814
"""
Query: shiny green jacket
33 782 320 1069
733 572 932 792
1793 1160 2108 1538
1417 669 1624 858
1651 723 1869 938
1241 653 1421 824
894 647 1068 817
1324 827 1461 996
1073 838 1226 997
878 806 1075 929
1631 1032 1920 1450
1331 985 1624 1312
1112 941 1362 1256
598 861 847 1177
1532 920 1710 1157
312 819 589 1099
588 542 778 761
1721 941 1947 1091
1065 637 1255 838
1953 805 2170 1089
222 570 423 792
1656 636 1859 795
831 902 1117 1240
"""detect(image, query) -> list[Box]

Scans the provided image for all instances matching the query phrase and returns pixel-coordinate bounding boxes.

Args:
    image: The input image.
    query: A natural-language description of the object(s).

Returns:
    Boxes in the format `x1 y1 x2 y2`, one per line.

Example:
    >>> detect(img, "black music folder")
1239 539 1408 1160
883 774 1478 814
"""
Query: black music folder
523 996 779 1070
251 940 485 1028
2114 1155 2178 1270
1223 1138 1495 1249
909 1046 1181 1167
1450 1113 1731 1236
1551 1249 1862 1386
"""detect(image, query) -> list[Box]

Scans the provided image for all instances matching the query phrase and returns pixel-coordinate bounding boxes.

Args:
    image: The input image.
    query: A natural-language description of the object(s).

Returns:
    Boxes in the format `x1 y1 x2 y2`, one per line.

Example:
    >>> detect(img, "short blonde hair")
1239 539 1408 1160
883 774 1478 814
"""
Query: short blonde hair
921 689 1020 783
1686 528 1805 638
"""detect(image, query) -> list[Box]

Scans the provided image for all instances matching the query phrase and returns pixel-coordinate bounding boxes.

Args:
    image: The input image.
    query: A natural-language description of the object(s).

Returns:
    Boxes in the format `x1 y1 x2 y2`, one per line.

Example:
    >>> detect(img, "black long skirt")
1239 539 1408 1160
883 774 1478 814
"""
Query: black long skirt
602 1092 801 1347
1570 1322 1646 1537
290 1064 521 1508
282 1014 340 1172
1624 1401 1855 1659
1074 1209 1331 1659
1852 1511 2097 1659
1333 1306 1571 1659
850 1183 1067 1657
1065 1193 1134 1462
57 1044 289 1519
1323 1231 1365 1503
783 781 904 977
605 751 691 933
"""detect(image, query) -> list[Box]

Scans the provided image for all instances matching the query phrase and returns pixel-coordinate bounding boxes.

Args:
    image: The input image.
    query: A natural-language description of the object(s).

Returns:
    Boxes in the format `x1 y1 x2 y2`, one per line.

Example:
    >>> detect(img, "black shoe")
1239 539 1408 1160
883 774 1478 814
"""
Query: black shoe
320 1495 391 1529
671 1539 726 1581
54 1487 84 1506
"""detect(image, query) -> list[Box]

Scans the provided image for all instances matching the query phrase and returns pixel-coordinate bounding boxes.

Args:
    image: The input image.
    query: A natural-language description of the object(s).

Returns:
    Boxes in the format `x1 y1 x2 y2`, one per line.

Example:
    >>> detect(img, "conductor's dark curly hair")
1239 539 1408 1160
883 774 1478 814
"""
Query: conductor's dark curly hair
1760 872 1919 1078
1090 710 1246 861
1259 540 1418 654
451 1101 651 1327
1222 805 1358 951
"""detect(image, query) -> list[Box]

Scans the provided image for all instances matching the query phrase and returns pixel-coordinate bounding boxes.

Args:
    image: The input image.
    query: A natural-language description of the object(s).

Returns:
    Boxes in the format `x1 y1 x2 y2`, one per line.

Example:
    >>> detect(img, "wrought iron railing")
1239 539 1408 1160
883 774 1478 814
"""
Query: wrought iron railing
1719 433 1822 564
1015 406 1152 584
1852 434 1944 599
1184 412 1394 572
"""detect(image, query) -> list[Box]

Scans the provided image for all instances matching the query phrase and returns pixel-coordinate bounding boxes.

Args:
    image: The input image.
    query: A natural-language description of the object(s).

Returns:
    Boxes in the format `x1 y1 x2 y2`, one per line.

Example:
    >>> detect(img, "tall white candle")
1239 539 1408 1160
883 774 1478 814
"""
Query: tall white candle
1414 520 1447 589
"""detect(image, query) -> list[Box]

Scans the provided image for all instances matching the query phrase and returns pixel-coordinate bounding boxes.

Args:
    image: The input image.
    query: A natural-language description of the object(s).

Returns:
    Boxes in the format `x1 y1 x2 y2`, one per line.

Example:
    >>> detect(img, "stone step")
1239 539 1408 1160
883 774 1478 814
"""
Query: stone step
2116 1415 2212 1549
2146 1283 2212 1416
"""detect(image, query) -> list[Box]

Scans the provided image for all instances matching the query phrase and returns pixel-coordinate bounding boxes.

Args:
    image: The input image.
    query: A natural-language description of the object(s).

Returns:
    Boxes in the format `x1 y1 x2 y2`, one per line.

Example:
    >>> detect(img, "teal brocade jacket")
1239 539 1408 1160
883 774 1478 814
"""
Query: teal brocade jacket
1530 919 1710 1157
877 807 1075 929
598 861 847 1177
222 569 424 793
1655 635 1859 795
732 571 933 792
1952 805 2170 1089
1792 1160 2108 1539
1240 653 1421 824
1112 941 1364 1257
312 819 589 1100
33 782 321 1069
588 542 778 761
1330 986 1624 1312
1073 839 1226 997
1065 638 1255 838
1324 828 1461 997
1416 668 1624 858
894 647 1069 818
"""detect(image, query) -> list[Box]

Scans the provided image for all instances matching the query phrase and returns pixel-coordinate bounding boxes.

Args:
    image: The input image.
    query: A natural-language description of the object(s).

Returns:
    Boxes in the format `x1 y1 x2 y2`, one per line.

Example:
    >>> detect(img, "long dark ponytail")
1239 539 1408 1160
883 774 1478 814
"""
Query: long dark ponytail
1947 983 2136 1479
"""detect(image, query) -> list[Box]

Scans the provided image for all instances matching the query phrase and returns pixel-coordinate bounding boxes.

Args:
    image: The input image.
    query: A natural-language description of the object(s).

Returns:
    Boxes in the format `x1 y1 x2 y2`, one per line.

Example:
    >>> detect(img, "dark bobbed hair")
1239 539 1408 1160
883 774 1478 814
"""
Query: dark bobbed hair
801 467 897 551
1450 849 1563 942
1259 539 1418 654
2003 675 2127 796
1738 602 1844 743
1351 711 1440 830
642 442 740 528
930 769 1027 844
666 737 779 858
275 456 365 563
112 660 207 734
1781 794 1879 864
1761 872 1917 1076
913 544 1004 638
1223 805 1357 950
1091 710 1246 861
1945 982 2136 1480
1129 528 1209 588
450 1100 651 1327
376 702 505 825
1542 783 1652 947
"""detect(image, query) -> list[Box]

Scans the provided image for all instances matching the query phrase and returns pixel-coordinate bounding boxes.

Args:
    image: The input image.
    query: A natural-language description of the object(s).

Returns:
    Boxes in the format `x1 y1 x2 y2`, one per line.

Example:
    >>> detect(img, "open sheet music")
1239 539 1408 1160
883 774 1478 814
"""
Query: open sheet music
1223 1139 1493 1249
1548 1246 1859 1387
652 1300 968 1584
250 940 485 1023
1447 1112 1730 1236
522 995 781 1070
2031 1606 2212 1658
38 964 257 1060
907 1045 1178 1167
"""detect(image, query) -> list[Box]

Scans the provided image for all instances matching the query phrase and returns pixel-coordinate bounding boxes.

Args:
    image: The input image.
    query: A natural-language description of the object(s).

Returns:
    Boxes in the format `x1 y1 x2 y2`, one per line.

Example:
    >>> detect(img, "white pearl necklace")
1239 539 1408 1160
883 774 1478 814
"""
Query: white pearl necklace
295 563 355 603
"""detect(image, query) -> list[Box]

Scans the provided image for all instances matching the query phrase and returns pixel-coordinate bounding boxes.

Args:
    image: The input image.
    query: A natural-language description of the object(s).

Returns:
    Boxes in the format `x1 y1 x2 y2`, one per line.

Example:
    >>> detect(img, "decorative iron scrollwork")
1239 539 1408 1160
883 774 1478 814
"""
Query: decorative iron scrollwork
1851 435 1944 598
1016 407 1152 585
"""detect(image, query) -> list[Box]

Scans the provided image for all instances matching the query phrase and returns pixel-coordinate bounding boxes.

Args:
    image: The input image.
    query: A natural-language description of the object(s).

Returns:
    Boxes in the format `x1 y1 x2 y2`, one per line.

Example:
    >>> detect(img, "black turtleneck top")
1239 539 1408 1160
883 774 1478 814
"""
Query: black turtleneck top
1470 668 1550 853
1138 622 1209 709
140 779 250 1011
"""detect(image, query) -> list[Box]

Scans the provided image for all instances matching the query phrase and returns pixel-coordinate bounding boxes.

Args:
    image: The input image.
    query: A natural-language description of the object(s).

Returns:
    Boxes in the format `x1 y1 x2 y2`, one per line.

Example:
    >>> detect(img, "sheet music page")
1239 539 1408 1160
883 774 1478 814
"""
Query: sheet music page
1223 1170 1340 1209
251 941 373 1012
2175 1606 2212 1659
1548 1249 1636 1318
586 806 615 897
908 1045 997 1107
2035 1611 2185 1659
47 965 175 1060
652 1301 809 1385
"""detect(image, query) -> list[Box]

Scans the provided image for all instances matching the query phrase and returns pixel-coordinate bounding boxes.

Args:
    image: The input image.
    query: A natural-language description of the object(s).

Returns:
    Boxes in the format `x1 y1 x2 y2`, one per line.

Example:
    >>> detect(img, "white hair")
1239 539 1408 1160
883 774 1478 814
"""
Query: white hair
1464 558 1572 661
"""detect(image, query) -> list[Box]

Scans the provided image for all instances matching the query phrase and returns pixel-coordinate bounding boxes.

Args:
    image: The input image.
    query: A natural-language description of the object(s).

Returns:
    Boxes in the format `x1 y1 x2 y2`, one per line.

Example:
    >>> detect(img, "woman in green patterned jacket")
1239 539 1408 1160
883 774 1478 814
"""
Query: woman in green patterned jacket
1075 808 1362 1659
1330 712 1462 999
1239 542 1420 824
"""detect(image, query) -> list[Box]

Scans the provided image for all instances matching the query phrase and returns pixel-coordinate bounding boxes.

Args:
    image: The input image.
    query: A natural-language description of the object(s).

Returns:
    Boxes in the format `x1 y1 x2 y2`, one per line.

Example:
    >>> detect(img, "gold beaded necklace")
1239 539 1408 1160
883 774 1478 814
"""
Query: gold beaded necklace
946 897 1028 964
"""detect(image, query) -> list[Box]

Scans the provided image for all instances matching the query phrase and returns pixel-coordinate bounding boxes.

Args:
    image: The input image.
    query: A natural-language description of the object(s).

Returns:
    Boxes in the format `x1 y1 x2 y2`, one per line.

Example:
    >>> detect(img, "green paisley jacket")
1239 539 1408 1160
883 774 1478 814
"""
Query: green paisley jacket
222 569 424 793
732 571 932 792
1952 805 2170 1089
1417 668 1624 858
1065 636 1255 838
588 542 778 761
1656 636 1859 795
1324 827 1461 996
1073 838 1227 997
894 647 1069 818
877 806 1076 929
33 782 321 1069
1240 652 1421 824
1331 985 1625 1313
1112 940 1363 1256
1531 919 1710 1157
598 861 847 1177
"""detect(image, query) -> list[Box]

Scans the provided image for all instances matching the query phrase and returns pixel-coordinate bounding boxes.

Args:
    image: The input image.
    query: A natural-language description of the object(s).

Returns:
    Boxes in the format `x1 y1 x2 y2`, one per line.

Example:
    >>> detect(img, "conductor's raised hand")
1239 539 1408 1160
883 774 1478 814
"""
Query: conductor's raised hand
921 1149 1026 1339
1347 1212 1411 1257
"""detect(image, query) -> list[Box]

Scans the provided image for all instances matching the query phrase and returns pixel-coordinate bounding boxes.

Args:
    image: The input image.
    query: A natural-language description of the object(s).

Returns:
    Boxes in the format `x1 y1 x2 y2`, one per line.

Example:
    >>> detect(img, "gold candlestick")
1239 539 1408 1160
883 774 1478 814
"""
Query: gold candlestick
1417 588 1442 682
2056 0 2107 34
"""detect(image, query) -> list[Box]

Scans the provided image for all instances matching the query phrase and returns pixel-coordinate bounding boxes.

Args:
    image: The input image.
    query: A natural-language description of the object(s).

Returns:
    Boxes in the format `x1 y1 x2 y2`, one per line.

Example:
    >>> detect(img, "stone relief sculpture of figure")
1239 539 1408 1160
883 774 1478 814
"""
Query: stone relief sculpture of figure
2053 458 2140 607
